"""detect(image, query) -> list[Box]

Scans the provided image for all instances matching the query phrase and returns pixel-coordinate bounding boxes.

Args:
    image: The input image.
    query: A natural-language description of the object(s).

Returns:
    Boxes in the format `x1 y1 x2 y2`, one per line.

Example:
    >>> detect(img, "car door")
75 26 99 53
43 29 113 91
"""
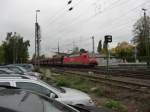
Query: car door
0 82 11 86
0 80 15 87
14 81 58 98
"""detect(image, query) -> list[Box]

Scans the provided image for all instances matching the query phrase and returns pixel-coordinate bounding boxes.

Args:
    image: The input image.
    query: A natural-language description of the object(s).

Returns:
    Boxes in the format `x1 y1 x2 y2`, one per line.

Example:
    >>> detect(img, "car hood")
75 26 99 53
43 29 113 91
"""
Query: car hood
60 87 90 99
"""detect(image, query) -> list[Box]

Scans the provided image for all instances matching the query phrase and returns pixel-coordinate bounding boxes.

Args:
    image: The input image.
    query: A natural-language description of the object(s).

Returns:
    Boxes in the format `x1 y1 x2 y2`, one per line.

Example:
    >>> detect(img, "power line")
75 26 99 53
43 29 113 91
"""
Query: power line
58 0 150 41
58 8 148 51
43 0 150 53
43 0 121 39
46 0 140 40
94 1 150 35
43 0 83 34
54 0 150 48
45 0 123 38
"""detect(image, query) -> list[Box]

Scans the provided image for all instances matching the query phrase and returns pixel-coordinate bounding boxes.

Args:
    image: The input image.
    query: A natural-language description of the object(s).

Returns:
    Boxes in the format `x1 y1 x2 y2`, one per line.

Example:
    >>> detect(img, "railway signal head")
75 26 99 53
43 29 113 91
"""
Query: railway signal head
104 35 112 43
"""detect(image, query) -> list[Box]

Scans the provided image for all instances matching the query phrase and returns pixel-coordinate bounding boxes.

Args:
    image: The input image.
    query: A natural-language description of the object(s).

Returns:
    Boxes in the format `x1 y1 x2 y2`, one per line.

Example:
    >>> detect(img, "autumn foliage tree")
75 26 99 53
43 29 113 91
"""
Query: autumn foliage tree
113 41 134 61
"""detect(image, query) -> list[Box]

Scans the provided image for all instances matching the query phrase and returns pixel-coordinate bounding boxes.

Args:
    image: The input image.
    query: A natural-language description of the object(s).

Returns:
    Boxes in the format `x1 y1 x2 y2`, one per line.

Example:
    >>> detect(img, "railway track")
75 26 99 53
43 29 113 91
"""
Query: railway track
52 66 150 79
52 69 150 94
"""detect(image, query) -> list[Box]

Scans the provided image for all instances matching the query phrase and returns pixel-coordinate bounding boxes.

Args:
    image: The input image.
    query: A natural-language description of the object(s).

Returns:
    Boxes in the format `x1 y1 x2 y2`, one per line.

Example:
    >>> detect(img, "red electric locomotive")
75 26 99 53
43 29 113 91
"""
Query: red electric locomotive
63 53 98 66
37 53 98 67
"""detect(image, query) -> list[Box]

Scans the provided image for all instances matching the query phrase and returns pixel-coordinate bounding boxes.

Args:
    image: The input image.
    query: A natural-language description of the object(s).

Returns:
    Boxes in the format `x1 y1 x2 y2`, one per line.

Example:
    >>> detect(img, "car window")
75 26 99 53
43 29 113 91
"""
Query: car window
16 82 55 96
43 98 76 112
44 100 63 112
0 82 10 86
0 70 7 74
17 66 27 72
9 68 23 73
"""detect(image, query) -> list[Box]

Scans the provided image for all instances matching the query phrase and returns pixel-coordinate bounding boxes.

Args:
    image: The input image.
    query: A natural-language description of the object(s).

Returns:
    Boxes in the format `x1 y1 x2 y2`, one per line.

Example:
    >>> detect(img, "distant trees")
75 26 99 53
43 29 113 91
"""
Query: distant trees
2 32 30 64
0 45 5 64
71 46 88 54
132 16 150 62
97 40 102 54
80 48 87 53
72 47 79 54
112 41 134 61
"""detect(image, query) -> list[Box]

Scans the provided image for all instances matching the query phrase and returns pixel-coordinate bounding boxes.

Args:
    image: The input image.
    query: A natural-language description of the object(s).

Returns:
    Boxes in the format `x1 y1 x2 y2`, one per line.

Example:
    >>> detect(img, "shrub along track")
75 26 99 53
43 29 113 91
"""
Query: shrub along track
52 68 150 94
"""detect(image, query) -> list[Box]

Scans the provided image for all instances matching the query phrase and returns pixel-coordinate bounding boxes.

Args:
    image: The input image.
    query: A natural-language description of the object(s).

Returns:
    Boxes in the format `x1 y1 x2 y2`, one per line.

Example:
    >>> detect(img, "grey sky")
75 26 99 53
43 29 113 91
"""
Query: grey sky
0 0 150 57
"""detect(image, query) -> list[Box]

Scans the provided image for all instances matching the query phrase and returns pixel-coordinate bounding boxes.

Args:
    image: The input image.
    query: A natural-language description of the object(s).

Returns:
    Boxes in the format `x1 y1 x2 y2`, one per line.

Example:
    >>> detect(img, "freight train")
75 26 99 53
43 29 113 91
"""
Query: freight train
33 53 98 67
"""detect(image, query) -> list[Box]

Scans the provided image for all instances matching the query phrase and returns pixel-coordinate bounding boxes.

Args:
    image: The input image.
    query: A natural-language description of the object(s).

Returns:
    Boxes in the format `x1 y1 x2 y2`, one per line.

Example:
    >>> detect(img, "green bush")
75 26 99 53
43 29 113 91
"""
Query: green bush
55 77 70 87
94 88 104 97
104 99 127 112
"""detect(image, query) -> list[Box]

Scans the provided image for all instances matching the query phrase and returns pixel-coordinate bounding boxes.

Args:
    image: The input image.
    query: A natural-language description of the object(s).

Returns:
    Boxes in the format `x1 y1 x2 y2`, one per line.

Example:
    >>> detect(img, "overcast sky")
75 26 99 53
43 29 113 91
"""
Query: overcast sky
0 0 150 57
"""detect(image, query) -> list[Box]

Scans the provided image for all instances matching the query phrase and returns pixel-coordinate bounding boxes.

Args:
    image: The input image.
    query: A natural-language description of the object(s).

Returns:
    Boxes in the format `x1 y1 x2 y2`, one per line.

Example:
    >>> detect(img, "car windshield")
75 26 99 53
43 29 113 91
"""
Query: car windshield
19 64 33 72
43 98 76 112
16 66 27 72
10 67 22 73
39 80 66 93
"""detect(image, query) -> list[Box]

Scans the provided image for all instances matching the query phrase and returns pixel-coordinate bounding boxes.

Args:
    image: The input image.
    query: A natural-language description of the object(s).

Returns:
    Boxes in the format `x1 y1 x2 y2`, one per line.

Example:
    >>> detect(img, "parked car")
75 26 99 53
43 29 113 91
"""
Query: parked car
0 75 94 106
9 64 34 72
0 68 15 74
72 105 112 112
0 85 78 112
0 65 40 78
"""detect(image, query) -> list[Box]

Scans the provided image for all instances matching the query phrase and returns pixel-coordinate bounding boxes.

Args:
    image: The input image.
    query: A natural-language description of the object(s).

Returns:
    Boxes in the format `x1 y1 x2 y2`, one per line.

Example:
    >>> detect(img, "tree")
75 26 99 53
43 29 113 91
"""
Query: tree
97 40 102 54
80 48 87 53
114 42 134 62
101 40 107 55
72 47 79 54
132 16 150 61
2 32 30 64
0 45 5 64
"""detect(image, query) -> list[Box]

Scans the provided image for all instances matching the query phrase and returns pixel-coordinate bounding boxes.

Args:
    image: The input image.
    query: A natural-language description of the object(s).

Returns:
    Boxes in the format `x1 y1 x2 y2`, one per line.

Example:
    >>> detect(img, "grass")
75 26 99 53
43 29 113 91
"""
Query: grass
104 99 127 112
41 69 128 112
54 75 92 93
42 69 113 97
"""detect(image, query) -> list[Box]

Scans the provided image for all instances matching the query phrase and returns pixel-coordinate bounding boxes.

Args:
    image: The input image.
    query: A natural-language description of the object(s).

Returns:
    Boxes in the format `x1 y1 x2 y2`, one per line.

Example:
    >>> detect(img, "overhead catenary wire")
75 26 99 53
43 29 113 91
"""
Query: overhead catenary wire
55 0 150 48
43 0 121 39
94 0 150 35
43 0 83 34
43 0 123 39
58 7 150 52
46 0 142 40
43 0 150 53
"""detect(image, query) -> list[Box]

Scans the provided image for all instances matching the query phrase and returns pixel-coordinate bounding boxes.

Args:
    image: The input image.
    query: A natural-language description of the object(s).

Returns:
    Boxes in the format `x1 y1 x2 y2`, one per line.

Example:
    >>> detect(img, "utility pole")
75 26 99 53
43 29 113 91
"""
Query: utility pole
134 45 137 63
142 8 150 66
13 32 17 64
91 36 95 56
58 41 60 54
73 41 75 51
35 10 40 70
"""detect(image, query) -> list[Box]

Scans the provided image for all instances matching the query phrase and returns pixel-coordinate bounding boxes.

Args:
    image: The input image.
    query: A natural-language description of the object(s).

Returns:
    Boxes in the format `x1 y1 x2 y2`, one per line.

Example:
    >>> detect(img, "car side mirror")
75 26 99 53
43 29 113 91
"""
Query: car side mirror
49 93 56 99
